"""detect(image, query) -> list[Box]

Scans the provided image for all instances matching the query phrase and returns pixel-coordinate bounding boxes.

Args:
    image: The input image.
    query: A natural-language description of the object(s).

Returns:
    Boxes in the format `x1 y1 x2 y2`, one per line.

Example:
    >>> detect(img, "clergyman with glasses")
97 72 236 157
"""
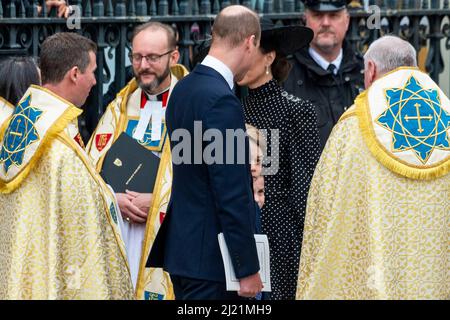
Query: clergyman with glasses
85 21 189 300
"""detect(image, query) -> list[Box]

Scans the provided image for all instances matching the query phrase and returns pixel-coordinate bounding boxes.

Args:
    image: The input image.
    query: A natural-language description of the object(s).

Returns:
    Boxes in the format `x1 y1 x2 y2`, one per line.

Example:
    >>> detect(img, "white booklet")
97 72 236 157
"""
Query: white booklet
218 233 271 292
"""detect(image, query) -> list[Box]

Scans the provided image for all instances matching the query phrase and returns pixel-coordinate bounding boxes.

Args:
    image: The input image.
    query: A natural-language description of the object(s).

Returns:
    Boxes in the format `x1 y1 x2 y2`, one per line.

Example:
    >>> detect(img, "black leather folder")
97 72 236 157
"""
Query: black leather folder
100 132 161 193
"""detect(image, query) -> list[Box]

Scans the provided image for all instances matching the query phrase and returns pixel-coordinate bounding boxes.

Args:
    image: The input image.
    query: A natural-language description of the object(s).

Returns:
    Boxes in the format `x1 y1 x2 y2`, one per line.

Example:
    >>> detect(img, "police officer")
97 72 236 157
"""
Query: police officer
284 0 364 149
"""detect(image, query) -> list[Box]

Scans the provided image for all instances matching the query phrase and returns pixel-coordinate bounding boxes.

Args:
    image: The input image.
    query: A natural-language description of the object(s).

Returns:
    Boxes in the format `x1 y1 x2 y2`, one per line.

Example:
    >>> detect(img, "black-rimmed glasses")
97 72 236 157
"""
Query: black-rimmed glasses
129 50 174 64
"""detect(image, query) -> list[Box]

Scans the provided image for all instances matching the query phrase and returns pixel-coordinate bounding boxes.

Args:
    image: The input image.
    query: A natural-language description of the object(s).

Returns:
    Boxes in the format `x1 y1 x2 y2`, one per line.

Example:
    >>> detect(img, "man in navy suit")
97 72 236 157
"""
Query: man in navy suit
147 5 263 300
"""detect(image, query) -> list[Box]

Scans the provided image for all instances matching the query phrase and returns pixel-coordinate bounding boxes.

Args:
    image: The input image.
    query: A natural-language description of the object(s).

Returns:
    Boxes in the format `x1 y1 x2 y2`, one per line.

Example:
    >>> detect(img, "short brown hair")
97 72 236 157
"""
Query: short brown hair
40 32 97 85
132 22 177 50
212 5 260 48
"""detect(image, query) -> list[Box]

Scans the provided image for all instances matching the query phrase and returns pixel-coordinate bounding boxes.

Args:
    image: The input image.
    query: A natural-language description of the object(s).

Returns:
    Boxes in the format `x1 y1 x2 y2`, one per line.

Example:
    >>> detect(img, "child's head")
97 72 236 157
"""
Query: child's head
253 175 265 209
246 124 266 178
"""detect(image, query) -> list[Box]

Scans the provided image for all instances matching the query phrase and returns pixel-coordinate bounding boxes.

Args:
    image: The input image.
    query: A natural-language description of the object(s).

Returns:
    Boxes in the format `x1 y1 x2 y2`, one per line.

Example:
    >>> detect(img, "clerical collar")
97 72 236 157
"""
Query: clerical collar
309 47 343 75
201 55 234 90
145 83 170 98
140 87 170 109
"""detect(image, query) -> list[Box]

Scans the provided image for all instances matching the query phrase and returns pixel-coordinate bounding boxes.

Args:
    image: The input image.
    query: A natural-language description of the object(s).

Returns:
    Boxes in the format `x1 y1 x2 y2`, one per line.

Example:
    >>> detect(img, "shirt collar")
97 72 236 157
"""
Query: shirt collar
201 55 234 90
308 47 343 75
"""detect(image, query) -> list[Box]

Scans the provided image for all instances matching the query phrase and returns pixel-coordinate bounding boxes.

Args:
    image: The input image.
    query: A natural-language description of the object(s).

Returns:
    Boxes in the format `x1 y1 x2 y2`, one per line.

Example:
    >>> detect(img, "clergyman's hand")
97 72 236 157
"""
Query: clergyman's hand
126 190 153 215
116 192 148 224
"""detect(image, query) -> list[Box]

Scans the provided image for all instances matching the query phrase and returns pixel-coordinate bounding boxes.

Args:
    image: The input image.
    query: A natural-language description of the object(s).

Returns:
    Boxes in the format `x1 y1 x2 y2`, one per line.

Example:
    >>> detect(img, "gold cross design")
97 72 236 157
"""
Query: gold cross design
404 103 433 133
9 119 22 148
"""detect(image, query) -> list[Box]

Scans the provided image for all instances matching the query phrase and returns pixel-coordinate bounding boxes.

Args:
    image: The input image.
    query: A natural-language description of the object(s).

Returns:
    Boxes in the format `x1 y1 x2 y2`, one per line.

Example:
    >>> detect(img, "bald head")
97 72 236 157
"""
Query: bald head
212 5 260 48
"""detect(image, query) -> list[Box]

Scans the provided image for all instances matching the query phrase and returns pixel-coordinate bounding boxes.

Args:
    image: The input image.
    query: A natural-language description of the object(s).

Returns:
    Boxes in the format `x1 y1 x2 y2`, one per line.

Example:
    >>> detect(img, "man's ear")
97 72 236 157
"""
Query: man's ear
67 66 79 84
369 60 377 83
365 60 377 88
245 34 257 50
170 49 180 66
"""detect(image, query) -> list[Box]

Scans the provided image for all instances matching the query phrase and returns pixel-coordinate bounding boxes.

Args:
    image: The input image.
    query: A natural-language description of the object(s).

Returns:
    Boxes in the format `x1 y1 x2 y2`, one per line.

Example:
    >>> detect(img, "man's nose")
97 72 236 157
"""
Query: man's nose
321 15 331 26
139 57 151 68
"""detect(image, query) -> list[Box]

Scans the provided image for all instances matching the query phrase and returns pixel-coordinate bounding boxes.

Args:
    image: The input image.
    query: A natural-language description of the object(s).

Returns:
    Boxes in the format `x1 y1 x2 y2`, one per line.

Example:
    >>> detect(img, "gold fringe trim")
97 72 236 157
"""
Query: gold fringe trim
0 119 11 142
0 106 82 193
356 91 450 180
171 64 189 79
118 79 138 121
0 96 13 107
337 105 357 122
373 66 421 82
134 65 187 300
0 97 14 141
135 141 174 300
0 122 8 141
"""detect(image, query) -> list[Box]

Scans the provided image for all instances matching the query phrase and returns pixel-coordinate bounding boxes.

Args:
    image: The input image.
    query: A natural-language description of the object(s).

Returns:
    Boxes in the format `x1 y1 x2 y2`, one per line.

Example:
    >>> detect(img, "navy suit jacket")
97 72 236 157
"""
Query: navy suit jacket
147 64 260 282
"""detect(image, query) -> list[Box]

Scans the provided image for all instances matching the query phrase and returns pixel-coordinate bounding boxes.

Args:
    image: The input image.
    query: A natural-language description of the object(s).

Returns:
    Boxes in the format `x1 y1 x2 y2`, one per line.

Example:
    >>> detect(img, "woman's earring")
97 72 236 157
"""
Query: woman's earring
265 66 270 75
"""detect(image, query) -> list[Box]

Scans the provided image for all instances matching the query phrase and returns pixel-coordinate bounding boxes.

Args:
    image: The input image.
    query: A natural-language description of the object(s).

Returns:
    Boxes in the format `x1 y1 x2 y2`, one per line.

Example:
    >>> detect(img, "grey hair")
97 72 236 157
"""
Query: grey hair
364 35 417 75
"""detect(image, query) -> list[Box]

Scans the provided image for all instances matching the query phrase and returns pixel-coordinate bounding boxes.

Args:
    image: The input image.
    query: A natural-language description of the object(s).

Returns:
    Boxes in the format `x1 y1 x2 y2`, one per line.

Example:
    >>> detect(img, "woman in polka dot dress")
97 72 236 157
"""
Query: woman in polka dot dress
238 18 321 300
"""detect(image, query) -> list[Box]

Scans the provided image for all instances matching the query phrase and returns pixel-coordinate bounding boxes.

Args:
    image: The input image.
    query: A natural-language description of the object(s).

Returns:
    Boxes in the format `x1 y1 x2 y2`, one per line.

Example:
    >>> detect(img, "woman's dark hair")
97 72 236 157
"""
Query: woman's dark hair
260 47 292 83
192 38 211 68
0 56 40 106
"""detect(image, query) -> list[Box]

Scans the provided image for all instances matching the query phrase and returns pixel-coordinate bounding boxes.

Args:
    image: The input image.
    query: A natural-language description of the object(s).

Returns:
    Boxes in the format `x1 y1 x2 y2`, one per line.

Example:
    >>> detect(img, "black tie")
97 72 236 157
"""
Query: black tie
327 63 336 75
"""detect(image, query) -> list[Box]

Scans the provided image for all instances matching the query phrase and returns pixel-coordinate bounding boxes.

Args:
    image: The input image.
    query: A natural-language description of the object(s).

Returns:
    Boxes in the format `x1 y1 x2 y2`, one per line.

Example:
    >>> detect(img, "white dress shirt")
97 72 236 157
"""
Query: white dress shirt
309 47 343 75
201 55 234 90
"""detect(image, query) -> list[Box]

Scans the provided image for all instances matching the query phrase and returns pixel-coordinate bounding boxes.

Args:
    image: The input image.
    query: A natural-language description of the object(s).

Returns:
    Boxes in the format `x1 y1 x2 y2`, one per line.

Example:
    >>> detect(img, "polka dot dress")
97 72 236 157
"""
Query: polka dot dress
243 79 321 300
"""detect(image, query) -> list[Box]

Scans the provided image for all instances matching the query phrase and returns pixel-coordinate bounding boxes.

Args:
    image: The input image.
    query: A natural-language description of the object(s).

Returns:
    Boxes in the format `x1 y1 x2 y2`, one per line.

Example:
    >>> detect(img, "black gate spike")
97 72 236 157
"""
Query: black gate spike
105 0 113 17
136 0 148 16
93 0 104 17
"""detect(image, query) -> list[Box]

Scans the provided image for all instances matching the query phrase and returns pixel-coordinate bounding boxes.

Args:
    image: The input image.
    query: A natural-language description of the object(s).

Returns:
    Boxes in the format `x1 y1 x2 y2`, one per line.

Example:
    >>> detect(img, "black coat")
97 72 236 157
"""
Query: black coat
283 42 364 149
243 79 321 300
149 64 259 284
